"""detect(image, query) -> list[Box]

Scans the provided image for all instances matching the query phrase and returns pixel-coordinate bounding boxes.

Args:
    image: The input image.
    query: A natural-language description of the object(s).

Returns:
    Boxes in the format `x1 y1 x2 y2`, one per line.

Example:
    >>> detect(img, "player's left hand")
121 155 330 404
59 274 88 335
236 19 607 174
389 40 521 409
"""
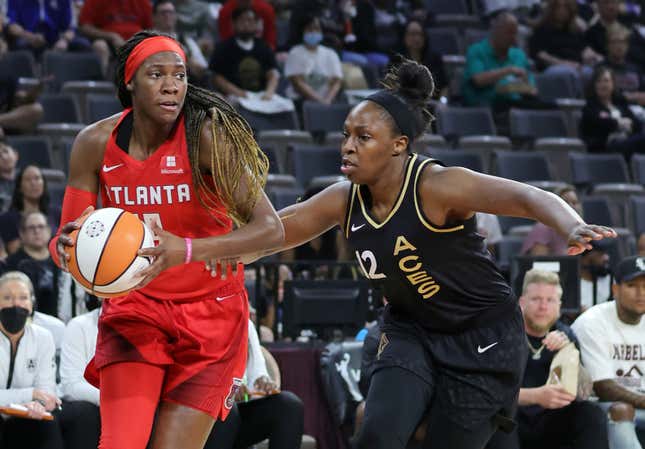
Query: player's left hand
542 330 570 352
566 224 616 256
136 223 187 287
254 375 279 395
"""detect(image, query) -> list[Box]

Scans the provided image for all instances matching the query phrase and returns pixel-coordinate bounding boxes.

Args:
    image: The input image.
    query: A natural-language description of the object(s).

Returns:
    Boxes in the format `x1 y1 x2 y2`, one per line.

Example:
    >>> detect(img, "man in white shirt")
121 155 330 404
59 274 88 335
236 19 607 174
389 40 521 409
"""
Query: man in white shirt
572 255 645 447
58 303 101 449
204 320 304 449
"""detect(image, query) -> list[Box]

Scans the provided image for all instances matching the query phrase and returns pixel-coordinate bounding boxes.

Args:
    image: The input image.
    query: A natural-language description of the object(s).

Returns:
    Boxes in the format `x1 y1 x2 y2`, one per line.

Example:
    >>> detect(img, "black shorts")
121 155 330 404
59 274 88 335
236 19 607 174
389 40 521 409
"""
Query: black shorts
373 304 527 429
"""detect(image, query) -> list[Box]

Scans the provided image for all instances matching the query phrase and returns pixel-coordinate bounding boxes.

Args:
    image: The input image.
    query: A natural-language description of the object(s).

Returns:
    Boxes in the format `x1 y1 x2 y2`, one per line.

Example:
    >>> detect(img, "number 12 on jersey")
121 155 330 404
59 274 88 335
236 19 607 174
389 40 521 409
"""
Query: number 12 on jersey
356 250 386 279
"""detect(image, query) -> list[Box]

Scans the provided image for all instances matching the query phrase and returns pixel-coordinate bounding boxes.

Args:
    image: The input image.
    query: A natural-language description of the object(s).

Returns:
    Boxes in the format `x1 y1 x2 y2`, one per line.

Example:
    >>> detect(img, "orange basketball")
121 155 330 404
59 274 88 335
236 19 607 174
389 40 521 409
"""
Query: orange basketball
65 207 154 298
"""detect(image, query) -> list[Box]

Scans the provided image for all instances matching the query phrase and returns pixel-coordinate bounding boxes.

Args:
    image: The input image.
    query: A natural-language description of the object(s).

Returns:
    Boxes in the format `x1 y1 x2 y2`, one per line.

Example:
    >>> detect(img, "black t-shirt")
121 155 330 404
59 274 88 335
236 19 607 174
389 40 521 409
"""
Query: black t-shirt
209 37 277 92
520 320 578 417
585 22 608 56
5 249 60 317
529 24 586 69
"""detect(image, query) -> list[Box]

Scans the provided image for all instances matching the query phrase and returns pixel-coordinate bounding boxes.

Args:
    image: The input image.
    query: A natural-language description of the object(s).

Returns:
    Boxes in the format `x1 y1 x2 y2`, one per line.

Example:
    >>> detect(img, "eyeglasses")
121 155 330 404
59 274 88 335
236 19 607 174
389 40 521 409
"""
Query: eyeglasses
22 224 47 233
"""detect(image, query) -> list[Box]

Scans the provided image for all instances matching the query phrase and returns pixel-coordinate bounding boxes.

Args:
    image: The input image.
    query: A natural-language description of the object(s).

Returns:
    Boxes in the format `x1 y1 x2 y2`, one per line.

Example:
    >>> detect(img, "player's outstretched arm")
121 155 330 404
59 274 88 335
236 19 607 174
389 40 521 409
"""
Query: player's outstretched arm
419 165 617 256
233 180 351 265
49 121 110 270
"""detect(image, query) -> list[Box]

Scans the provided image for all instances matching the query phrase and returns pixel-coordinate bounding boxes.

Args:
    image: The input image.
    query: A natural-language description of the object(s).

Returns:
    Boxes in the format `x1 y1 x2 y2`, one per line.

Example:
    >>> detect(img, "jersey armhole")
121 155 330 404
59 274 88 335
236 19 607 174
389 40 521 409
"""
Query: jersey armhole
413 158 465 233
343 184 357 238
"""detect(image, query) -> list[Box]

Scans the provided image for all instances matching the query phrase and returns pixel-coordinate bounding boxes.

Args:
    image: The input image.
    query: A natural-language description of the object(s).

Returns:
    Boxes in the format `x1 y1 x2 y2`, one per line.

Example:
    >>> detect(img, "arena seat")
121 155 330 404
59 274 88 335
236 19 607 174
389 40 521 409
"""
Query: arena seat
43 51 103 91
430 149 485 172
435 106 496 142
7 135 52 169
510 109 568 142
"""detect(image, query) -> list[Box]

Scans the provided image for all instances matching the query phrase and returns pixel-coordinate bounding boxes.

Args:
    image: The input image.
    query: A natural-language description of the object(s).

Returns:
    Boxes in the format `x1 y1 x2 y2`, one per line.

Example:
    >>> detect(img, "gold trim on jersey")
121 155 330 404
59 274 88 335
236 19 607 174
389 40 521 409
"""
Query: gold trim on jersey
357 153 418 229
414 159 464 233
345 184 358 238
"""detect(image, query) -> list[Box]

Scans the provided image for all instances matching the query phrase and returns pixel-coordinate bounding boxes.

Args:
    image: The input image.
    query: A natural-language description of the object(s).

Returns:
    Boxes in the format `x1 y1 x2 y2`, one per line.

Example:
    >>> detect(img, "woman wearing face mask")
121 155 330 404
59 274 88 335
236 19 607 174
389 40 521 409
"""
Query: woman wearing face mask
284 13 343 105
0 271 63 449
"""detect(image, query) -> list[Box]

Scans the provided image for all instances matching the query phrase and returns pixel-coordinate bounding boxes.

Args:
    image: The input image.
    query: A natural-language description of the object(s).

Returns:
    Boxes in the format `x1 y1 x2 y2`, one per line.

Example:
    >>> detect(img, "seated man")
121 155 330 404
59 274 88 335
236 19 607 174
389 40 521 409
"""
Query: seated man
462 12 547 113
204 319 304 449
487 268 608 449
58 298 101 449
0 271 63 449
572 255 645 447
210 6 279 102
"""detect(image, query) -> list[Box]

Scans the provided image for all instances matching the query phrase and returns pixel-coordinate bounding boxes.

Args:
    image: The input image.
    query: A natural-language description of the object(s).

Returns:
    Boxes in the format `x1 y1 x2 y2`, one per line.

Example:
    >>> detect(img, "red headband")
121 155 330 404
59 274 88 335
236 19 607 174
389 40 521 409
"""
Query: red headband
125 36 186 83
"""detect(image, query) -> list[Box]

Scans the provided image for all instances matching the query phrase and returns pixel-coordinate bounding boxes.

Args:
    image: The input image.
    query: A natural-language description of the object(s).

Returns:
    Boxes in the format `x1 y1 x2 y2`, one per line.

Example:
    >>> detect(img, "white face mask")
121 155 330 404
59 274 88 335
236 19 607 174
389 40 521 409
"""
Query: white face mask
236 38 255 51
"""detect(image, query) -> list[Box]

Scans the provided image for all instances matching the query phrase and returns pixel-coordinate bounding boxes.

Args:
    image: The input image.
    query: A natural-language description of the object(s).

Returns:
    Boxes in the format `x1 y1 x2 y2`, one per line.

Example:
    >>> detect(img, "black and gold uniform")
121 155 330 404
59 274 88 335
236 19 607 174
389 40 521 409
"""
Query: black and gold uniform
348 154 527 448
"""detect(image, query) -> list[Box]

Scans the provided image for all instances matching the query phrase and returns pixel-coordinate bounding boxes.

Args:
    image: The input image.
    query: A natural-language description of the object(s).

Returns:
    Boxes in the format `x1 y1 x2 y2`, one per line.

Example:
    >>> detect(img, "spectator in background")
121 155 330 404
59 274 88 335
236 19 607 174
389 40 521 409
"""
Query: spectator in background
522 185 582 255
210 7 279 101
152 0 209 84
604 24 645 105
285 13 343 105
0 165 61 255
0 271 63 449
396 19 447 99
572 255 645 447
78 0 152 74
0 75 43 135
0 141 17 211
205 320 304 449
476 212 503 254
5 211 72 320
219 0 276 50
462 12 545 112
580 65 645 158
529 0 601 92
579 239 613 309
173 0 215 58
58 299 101 449
487 269 608 449
638 232 645 255
586 0 623 56
342 0 388 69
5 0 92 54
351 0 400 68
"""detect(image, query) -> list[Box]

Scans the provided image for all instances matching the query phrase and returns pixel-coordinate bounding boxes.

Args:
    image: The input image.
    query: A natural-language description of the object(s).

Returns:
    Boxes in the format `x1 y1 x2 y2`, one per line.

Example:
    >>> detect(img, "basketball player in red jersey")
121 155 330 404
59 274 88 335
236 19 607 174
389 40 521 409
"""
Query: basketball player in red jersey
48 31 284 449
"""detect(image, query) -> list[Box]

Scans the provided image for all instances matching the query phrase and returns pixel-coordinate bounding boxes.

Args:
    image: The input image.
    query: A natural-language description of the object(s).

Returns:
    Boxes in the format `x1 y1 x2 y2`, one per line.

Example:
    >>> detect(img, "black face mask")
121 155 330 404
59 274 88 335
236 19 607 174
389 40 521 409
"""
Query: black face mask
0 306 29 334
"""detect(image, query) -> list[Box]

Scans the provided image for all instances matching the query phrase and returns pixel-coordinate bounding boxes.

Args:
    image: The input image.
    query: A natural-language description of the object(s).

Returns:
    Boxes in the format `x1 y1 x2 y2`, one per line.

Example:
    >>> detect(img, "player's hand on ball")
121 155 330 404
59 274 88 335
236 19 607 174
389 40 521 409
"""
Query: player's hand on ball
566 224 616 256
136 223 186 287
57 206 95 272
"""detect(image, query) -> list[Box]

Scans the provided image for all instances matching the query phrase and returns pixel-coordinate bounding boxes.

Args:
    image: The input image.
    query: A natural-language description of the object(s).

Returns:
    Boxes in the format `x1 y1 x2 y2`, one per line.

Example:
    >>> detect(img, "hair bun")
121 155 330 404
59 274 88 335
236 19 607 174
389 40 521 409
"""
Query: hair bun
383 58 434 106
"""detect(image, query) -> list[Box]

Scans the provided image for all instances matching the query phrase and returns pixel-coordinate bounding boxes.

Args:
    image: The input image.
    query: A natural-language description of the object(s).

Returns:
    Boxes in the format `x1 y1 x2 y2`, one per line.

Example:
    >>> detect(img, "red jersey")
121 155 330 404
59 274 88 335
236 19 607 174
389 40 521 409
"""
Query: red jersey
99 109 243 302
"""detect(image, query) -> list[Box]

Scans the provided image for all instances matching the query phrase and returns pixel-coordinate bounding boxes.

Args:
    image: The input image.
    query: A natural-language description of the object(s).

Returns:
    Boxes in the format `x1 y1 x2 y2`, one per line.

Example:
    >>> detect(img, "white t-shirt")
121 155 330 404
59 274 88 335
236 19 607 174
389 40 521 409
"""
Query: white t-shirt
60 308 100 405
284 44 343 99
0 323 57 406
572 301 645 393
580 275 611 309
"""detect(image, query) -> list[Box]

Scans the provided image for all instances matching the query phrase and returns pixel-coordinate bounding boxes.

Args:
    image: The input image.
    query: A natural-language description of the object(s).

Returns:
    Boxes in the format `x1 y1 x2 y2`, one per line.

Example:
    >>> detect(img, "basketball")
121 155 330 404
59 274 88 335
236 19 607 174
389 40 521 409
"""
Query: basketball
65 207 155 298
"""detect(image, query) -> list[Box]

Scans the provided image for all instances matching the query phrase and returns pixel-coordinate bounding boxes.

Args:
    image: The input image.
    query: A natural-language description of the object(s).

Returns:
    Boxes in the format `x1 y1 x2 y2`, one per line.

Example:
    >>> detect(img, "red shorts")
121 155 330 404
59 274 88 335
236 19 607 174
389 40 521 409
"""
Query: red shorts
85 288 249 420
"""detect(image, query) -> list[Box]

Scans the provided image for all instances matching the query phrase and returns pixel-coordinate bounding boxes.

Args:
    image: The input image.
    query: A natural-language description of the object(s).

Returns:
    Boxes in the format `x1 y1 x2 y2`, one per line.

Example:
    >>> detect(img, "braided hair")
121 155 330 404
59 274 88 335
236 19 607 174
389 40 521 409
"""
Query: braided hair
115 30 268 227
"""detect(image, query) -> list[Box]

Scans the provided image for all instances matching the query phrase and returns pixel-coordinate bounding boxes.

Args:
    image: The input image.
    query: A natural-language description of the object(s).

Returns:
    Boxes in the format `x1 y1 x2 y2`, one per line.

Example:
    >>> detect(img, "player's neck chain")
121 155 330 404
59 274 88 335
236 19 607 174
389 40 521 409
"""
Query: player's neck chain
526 335 546 360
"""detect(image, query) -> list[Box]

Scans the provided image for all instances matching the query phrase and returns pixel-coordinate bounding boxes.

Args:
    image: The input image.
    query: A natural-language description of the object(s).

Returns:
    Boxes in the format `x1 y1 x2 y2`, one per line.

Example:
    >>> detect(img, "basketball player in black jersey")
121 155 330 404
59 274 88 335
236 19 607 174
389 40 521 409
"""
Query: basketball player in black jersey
234 59 617 449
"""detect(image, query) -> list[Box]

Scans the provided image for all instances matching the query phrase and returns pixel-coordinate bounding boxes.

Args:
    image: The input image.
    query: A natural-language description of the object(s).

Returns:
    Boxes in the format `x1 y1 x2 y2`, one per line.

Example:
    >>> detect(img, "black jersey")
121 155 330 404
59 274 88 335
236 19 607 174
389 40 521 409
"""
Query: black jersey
344 153 515 332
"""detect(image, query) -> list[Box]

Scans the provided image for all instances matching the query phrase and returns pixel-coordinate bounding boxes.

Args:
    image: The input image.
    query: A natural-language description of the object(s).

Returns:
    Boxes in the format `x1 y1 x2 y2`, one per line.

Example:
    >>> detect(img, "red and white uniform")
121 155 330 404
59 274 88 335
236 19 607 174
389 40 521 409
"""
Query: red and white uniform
88 109 248 420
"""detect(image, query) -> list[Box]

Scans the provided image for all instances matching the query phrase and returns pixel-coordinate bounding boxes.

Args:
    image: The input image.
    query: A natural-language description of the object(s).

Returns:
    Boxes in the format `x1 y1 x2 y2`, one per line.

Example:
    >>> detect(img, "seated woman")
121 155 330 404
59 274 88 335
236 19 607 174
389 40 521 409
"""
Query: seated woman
395 20 447 100
580 65 645 159
284 13 344 105
0 166 61 255
529 0 601 91
0 271 63 449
